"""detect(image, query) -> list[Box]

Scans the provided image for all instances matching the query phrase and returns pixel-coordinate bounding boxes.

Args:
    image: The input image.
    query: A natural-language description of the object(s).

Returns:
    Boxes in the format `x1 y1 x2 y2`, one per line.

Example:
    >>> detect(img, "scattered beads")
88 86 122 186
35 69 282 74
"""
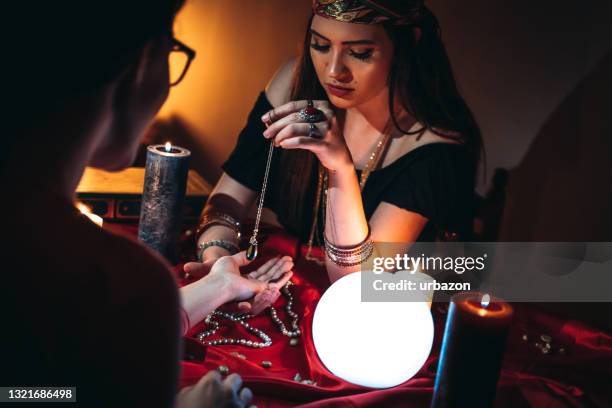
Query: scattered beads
524 333 568 355
540 334 552 343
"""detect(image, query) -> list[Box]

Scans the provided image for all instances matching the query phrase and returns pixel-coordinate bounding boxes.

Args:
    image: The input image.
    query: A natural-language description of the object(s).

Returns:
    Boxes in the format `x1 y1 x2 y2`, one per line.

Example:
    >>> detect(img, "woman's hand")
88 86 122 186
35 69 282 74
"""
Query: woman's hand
261 100 353 173
175 371 254 408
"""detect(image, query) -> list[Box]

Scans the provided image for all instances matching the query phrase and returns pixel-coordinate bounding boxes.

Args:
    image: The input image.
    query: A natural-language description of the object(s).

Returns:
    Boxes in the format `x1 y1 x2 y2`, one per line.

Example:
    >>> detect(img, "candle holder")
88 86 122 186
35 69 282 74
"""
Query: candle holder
138 143 191 262
431 291 513 408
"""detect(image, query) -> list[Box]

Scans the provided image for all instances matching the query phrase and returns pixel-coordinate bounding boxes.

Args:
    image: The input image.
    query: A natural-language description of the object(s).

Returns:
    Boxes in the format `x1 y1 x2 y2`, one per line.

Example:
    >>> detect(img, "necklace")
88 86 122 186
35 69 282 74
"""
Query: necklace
305 120 394 262
269 281 301 337
195 281 300 348
246 141 275 261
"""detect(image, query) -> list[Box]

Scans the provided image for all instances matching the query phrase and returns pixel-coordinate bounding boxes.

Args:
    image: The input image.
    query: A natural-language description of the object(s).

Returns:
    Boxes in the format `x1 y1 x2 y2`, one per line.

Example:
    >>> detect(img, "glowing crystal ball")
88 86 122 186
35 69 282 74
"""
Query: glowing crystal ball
312 271 434 388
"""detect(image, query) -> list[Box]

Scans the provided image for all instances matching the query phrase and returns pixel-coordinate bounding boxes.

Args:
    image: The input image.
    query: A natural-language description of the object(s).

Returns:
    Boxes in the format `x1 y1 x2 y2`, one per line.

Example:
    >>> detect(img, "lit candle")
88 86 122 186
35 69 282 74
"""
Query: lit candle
76 201 103 227
138 142 190 262
431 292 513 408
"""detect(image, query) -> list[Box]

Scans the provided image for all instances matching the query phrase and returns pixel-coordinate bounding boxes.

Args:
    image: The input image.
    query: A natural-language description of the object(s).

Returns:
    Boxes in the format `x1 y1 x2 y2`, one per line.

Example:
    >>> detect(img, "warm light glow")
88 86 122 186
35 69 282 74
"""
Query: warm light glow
76 202 92 215
481 293 491 308
165 141 172 152
75 201 103 227
312 272 434 389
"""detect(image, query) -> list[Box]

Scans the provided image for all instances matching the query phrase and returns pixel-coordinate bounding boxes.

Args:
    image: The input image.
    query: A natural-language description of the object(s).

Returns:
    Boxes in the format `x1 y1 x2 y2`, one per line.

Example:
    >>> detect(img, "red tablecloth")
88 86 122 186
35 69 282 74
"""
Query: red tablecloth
111 224 612 407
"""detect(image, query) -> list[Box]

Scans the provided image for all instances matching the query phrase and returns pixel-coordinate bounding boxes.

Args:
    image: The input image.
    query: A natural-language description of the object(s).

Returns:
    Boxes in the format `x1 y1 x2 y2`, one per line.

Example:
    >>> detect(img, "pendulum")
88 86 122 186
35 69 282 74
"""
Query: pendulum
246 136 275 260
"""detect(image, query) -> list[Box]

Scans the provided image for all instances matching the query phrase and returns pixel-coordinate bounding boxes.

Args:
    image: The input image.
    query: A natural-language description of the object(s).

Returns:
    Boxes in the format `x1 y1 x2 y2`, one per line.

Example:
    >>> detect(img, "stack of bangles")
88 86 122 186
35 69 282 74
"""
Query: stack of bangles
324 229 374 268
196 212 242 262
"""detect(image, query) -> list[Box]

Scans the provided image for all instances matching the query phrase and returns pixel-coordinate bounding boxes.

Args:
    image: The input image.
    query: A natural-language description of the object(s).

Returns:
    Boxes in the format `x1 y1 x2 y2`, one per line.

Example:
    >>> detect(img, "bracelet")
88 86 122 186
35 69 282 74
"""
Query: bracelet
197 239 240 262
324 229 374 268
196 212 241 240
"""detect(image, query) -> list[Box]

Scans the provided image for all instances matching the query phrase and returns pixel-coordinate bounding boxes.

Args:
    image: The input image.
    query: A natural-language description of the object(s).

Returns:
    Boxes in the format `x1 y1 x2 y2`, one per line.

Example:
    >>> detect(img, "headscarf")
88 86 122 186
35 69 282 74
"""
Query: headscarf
313 0 424 25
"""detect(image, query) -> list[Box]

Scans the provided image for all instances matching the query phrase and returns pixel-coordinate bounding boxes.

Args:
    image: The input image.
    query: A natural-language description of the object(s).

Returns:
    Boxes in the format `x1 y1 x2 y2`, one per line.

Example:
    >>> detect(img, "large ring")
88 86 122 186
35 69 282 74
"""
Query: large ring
298 101 325 123
308 123 318 138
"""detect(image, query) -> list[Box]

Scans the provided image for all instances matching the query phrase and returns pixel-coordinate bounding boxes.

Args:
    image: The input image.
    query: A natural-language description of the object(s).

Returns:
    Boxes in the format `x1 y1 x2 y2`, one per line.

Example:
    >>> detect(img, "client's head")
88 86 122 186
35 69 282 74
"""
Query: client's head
6 0 186 171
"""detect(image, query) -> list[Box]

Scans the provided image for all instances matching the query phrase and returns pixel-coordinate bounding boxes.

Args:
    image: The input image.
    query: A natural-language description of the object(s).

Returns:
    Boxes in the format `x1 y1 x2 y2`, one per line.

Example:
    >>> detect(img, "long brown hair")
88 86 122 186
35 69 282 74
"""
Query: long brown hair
276 9 483 239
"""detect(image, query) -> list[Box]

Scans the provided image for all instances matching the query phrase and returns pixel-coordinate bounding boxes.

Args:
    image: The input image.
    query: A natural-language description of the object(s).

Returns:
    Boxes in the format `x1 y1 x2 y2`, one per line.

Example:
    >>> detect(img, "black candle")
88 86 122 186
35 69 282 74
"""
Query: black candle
138 143 190 262
431 292 513 408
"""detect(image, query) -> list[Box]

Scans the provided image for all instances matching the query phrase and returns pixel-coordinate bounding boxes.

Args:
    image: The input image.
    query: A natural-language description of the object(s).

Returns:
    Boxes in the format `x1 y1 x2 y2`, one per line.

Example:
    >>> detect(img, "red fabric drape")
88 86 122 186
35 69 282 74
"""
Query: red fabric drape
111 224 612 407
174 228 612 407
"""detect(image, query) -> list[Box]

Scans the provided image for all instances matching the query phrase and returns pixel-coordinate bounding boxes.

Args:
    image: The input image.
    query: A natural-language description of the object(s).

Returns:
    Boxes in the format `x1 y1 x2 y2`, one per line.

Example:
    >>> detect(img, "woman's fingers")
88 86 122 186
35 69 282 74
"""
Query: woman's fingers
271 122 329 146
279 136 325 153
261 99 330 123
263 111 302 139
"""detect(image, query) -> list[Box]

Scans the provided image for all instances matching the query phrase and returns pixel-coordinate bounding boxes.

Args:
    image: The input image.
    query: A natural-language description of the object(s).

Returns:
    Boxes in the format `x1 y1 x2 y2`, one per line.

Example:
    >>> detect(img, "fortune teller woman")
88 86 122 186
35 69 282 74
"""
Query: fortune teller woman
187 0 482 285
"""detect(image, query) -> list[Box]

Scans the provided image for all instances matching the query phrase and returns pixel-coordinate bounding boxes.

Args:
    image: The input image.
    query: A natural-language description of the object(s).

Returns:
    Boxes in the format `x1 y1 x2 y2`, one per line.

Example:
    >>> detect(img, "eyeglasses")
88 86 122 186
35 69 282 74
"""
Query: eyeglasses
169 37 196 87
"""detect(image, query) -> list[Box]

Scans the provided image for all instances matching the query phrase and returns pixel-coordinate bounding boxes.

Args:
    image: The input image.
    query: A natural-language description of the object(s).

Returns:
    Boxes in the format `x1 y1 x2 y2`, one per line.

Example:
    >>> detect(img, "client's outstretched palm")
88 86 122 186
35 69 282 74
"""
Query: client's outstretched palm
184 252 293 315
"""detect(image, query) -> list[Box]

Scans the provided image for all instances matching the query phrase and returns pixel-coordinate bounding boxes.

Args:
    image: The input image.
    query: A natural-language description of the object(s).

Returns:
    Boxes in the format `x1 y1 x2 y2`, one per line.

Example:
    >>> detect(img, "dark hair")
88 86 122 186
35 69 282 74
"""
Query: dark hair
276 10 483 238
3 0 184 174
7 0 184 124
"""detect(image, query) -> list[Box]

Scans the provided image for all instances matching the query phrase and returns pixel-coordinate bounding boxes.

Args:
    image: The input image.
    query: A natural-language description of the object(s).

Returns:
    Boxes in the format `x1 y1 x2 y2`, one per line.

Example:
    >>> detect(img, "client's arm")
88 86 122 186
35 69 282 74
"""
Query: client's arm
179 252 292 335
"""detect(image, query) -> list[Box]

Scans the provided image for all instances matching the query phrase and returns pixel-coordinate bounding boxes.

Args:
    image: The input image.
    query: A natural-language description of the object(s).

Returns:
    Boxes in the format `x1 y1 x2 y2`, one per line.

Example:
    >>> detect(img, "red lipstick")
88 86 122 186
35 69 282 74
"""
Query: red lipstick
326 83 354 97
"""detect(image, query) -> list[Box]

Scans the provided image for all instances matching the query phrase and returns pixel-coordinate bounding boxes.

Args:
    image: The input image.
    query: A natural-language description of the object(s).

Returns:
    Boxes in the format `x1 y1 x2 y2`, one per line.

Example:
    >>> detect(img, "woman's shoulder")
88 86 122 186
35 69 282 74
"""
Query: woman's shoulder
382 124 467 169
265 58 297 108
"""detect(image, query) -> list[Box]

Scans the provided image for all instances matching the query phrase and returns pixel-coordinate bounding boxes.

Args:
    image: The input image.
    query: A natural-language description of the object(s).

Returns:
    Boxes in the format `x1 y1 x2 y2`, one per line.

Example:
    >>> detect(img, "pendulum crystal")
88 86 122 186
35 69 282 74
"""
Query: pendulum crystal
246 242 258 261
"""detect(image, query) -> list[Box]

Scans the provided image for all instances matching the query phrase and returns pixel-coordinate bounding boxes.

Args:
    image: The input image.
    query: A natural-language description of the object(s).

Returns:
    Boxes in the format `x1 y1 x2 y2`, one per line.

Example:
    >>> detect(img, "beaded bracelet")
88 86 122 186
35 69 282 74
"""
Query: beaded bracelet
197 239 240 262
196 212 241 241
324 229 374 268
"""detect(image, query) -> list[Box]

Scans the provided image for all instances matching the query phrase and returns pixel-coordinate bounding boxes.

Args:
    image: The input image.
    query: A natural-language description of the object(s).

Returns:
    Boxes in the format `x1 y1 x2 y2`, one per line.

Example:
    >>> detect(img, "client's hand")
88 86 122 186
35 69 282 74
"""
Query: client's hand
175 371 254 408
238 256 294 314
186 252 293 315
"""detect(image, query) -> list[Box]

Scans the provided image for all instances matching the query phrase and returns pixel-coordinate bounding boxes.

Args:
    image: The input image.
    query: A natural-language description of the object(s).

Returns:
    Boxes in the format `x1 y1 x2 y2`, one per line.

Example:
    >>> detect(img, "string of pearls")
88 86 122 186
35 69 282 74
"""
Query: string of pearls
195 282 300 348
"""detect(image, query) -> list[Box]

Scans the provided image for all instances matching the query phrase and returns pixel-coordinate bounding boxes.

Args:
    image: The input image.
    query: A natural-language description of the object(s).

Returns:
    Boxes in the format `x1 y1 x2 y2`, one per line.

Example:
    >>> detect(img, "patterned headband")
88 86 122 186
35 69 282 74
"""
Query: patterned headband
313 0 424 25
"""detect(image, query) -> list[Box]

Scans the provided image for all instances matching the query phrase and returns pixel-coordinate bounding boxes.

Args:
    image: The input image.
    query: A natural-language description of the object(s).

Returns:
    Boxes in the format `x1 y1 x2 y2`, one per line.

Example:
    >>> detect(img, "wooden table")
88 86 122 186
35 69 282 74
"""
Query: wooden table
76 167 211 222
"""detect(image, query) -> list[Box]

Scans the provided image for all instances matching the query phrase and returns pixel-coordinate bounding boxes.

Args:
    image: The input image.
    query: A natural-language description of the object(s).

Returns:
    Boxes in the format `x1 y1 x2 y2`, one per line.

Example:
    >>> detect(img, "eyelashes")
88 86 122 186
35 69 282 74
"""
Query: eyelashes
349 49 373 61
310 42 374 61
310 42 329 52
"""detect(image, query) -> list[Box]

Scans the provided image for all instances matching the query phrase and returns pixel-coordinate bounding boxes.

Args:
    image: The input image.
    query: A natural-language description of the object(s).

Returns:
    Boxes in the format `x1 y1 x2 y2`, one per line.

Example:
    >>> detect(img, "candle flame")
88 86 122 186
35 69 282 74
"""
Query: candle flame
481 293 491 308
165 141 172 152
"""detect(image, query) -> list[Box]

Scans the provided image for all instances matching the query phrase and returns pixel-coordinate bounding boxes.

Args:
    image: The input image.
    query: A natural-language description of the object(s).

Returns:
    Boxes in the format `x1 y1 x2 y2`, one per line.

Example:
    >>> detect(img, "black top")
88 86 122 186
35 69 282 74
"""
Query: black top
223 92 475 242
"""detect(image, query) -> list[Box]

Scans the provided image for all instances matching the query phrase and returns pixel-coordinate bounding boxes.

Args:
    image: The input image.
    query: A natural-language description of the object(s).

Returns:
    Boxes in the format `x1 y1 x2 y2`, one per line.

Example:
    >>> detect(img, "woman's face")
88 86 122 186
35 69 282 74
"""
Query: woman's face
309 15 394 109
